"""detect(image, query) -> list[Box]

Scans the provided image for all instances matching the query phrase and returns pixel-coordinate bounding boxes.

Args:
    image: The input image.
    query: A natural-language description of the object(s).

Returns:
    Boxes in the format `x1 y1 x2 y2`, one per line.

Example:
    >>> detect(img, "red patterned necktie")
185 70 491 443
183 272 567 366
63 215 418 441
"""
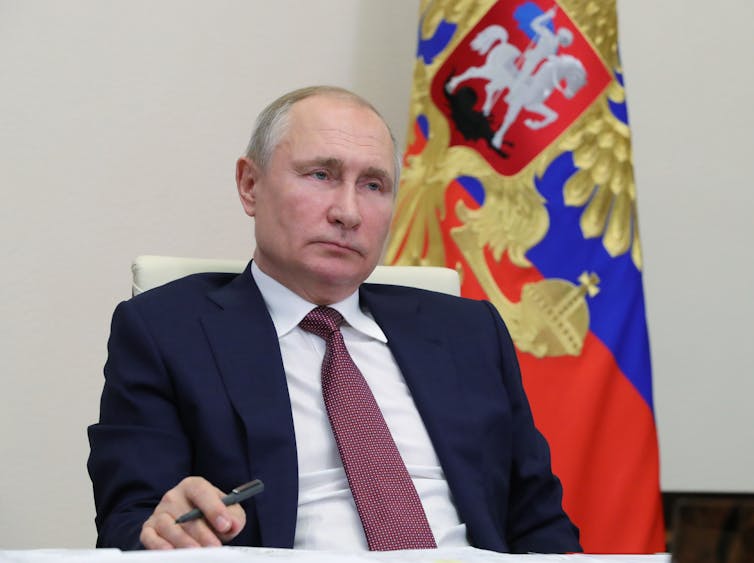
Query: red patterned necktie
300 306 437 551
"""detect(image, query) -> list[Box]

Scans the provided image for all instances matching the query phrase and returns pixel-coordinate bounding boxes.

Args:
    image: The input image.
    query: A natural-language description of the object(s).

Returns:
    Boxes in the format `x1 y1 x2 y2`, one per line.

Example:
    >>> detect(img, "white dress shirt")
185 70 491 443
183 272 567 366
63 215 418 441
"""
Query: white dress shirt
251 263 468 550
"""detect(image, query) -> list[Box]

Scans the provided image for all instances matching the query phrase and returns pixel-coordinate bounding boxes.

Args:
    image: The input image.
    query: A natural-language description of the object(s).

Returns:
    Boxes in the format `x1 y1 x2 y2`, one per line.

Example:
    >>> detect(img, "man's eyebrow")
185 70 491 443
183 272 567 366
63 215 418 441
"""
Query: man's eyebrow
293 157 344 172
362 166 391 182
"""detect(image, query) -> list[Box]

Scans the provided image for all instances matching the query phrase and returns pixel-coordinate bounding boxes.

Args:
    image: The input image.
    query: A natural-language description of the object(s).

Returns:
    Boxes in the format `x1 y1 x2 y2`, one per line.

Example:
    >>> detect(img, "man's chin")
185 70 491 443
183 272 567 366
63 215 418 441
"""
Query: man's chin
306 258 374 289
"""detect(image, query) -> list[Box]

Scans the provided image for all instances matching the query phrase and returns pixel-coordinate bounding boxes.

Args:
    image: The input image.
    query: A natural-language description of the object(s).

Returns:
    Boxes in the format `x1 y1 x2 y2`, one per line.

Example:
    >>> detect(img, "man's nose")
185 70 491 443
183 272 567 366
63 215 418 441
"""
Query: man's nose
327 185 361 229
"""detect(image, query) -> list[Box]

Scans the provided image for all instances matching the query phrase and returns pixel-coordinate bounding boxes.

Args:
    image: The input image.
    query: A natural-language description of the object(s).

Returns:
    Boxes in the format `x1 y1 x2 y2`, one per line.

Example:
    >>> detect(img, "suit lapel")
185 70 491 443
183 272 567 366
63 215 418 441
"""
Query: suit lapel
359 285 482 525
201 264 297 548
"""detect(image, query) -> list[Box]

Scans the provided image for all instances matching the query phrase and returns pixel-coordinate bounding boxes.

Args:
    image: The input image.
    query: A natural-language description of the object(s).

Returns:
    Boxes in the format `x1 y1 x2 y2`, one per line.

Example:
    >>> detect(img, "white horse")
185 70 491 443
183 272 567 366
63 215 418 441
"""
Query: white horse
446 25 521 117
491 54 587 149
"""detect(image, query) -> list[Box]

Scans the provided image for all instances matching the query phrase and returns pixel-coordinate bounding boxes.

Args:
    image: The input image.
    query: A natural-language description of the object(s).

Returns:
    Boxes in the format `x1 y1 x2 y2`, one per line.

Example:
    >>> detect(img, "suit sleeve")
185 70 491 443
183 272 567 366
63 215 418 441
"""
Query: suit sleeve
482 300 582 553
87 299 192 549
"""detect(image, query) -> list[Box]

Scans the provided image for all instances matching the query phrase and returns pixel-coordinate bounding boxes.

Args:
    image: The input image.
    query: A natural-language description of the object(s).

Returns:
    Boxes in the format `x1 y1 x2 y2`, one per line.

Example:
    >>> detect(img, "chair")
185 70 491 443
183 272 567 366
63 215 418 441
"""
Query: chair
131 255 461 296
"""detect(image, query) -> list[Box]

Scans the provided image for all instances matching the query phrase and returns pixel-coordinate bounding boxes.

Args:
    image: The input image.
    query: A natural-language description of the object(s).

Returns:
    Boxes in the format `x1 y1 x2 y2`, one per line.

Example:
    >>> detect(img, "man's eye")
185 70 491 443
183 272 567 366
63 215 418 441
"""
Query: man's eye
365 182 382 192
310 171 328 181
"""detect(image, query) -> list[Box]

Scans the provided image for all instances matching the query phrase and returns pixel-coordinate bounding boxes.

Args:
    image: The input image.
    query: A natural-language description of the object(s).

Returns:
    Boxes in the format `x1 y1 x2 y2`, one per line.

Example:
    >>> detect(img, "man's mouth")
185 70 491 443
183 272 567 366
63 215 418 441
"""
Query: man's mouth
316 240 363 256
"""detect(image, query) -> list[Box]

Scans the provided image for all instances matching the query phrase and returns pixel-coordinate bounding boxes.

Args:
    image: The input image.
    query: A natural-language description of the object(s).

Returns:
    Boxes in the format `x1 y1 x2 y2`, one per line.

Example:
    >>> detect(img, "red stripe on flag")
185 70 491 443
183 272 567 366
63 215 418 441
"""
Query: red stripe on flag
519 338 665 553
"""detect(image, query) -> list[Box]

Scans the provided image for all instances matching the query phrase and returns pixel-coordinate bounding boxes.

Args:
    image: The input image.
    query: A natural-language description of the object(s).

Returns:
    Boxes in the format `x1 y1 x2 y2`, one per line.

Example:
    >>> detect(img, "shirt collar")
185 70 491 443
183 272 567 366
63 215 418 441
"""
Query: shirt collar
251 261 387 342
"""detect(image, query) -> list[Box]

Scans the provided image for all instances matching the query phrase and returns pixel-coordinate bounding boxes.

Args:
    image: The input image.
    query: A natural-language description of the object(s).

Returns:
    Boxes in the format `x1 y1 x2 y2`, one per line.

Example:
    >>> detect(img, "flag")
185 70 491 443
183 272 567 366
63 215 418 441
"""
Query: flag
387 0 665 553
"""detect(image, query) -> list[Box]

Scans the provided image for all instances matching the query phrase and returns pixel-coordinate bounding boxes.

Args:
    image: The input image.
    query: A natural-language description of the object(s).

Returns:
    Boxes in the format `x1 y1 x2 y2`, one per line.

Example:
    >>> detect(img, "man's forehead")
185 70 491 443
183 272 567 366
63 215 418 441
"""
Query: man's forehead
281 123 392 156
263 93 398 184
291 95 389 135
284 100 392 153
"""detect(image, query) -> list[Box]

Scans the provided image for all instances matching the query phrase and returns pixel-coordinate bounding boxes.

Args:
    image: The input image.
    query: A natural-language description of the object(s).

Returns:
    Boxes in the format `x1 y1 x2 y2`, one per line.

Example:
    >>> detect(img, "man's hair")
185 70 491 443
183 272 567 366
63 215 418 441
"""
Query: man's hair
244 85 401 186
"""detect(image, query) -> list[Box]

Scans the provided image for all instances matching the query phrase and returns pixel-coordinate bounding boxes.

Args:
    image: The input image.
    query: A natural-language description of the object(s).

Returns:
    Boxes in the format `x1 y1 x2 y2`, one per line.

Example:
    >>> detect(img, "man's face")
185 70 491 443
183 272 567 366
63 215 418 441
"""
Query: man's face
236 95 396 304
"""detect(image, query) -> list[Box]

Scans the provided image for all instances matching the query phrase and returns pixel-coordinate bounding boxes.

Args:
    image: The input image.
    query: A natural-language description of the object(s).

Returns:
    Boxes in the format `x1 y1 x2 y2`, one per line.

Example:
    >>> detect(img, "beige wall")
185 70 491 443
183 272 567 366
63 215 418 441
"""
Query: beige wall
0 0 752 549
619 0 754 495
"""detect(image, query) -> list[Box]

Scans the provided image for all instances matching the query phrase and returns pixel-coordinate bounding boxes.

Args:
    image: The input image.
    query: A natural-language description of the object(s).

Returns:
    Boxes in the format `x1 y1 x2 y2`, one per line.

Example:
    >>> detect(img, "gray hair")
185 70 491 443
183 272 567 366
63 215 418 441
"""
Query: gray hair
244 85 401 187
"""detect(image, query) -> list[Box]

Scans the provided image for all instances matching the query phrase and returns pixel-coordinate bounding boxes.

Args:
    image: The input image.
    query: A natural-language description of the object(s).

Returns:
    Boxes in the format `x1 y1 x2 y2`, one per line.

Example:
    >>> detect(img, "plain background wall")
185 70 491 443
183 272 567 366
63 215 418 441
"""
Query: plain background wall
0 0 752 549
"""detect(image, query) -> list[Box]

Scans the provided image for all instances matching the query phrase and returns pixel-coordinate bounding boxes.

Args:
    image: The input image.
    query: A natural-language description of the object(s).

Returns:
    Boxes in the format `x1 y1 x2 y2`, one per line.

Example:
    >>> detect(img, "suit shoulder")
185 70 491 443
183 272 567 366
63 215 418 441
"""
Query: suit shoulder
361 282 509 336
126 271 238 316
362 282 490 312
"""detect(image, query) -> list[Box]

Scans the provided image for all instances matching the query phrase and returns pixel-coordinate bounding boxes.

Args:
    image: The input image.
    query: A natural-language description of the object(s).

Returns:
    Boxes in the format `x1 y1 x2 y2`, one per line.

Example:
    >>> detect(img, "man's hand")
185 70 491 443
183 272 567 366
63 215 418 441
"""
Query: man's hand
140 477 246 549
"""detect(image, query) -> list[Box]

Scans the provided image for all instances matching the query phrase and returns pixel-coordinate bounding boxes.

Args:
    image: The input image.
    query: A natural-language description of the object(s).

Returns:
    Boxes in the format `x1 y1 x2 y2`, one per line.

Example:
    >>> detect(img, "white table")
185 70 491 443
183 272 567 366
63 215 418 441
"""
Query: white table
0 547 671 563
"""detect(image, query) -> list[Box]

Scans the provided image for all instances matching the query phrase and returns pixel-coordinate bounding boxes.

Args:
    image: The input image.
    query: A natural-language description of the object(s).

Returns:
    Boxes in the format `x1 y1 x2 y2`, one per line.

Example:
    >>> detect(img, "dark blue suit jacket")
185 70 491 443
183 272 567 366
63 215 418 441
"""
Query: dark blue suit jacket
87 263 580 552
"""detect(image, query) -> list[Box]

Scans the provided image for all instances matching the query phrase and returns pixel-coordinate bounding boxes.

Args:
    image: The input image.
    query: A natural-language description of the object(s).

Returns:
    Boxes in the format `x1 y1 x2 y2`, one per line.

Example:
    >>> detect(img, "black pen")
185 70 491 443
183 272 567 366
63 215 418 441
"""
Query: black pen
174 479 264 524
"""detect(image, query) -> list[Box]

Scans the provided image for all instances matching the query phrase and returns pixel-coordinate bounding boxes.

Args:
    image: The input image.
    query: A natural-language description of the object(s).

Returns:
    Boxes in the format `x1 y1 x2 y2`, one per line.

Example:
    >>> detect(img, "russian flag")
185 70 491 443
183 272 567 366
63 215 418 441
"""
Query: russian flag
388 0 665 553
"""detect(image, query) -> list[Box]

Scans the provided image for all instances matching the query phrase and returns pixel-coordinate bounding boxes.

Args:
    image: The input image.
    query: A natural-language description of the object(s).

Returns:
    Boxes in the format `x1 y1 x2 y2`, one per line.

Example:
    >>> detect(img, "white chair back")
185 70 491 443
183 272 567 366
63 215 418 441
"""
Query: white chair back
131 255 460 296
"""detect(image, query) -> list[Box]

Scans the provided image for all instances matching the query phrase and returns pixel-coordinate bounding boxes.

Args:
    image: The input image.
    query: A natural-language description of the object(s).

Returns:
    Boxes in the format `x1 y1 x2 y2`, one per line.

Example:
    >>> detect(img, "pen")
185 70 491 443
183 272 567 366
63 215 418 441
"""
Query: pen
174 479 265 524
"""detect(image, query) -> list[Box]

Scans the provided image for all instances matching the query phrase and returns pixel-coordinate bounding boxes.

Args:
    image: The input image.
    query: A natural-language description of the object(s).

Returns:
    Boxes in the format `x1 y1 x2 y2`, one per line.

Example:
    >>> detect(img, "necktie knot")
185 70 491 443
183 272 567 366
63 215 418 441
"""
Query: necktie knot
300 306 344 339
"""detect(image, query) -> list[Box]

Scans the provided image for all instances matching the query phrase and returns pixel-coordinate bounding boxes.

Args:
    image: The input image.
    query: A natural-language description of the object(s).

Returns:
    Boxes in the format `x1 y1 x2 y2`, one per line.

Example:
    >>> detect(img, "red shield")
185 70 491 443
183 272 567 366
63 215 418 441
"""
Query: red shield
431 1 611 176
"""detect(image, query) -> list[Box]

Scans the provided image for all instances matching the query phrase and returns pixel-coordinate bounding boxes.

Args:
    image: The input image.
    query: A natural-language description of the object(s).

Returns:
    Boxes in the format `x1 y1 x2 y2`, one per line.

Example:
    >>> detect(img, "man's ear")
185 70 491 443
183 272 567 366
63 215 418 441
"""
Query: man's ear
236 156 260 218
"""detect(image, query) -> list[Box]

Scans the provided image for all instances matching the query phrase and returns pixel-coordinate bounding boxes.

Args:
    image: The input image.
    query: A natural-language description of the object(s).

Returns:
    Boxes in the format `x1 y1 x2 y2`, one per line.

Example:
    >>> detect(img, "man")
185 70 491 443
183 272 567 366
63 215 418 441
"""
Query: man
88 86 580 553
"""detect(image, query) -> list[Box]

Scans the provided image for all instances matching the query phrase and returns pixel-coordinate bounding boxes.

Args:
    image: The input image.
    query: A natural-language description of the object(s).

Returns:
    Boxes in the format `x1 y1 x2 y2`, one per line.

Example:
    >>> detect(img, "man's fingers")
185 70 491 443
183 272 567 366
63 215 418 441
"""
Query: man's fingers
141 477 248 549
150 512 216 548
140 524 177 550
216 503 246 542
141 513 200 550
173 520 223 548
179 478 236 533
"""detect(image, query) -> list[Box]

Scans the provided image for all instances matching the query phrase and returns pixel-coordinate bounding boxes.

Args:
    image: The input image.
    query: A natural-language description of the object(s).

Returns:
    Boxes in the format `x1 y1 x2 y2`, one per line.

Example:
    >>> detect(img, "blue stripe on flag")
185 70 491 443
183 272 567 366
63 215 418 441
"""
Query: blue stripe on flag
527 152 654 411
